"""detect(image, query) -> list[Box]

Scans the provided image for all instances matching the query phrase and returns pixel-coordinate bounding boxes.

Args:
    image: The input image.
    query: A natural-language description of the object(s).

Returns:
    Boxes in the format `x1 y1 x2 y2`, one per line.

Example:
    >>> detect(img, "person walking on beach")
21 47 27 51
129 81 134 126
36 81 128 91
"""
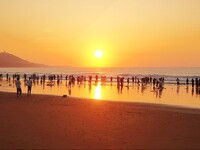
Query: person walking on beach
15 77 22 97
27 77 32 95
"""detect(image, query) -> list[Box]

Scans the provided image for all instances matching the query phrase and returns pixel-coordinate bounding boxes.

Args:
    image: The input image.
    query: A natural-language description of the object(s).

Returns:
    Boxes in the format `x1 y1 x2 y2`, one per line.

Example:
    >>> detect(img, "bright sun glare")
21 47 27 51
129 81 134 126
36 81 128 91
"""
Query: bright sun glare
94 50 103 58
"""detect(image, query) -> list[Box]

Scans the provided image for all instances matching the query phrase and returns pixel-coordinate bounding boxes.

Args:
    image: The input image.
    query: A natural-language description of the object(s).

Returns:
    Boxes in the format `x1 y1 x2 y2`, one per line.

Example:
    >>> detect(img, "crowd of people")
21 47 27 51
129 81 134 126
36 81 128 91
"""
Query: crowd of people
0 73 200 97
176 77 200 88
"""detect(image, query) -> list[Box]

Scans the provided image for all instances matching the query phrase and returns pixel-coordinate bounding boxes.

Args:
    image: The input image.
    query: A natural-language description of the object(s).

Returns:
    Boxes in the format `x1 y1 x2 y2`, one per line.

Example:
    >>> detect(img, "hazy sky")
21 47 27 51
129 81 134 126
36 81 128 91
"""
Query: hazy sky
0 0 200 67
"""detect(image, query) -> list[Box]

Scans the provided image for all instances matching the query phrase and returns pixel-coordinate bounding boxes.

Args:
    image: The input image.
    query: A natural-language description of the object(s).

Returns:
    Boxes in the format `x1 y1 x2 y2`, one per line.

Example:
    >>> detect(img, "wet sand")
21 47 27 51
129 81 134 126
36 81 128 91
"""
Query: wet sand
1 91 200 149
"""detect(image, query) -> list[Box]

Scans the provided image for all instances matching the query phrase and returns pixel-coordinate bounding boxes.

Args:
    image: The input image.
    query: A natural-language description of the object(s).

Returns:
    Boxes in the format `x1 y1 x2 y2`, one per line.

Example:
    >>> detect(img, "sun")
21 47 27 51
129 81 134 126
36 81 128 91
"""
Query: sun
94 50 103 58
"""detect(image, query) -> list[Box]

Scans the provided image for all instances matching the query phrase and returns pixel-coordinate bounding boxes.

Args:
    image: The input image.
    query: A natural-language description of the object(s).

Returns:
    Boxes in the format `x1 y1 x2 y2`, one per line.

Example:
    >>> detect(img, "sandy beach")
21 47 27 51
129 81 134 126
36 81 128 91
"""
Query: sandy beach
1 92 200 149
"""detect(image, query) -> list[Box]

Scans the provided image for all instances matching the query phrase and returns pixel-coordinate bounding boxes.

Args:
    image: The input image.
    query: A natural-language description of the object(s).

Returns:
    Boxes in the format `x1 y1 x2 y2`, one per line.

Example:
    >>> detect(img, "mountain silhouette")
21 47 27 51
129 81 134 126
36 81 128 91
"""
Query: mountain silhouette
0 52 47 67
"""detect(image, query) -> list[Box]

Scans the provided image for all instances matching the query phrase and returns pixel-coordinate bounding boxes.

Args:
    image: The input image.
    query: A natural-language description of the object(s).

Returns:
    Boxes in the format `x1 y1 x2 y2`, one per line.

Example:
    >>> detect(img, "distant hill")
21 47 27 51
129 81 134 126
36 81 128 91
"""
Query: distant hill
0 52 47 67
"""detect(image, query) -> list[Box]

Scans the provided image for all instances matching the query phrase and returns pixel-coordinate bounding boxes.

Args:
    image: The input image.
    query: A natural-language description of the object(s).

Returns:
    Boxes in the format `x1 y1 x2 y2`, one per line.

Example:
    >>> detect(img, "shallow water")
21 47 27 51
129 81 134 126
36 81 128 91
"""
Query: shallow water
0 79 200 109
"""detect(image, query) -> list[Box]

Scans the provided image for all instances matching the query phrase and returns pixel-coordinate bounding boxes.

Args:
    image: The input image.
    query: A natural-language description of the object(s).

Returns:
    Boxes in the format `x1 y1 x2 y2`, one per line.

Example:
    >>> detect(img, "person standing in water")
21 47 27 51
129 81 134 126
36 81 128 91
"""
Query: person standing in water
27 77 33 95
192 78 194 88
186 78 189 85
15 77 22 97
176 78 180 85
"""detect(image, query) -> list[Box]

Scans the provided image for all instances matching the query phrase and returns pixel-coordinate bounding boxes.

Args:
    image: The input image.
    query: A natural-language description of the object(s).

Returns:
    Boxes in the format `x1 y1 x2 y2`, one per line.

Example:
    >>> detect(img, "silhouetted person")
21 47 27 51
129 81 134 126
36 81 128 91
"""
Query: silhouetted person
132 76 134 83
153 78 156 87
192 78 194 88
15 77 22 97
137 78 140 86
176 78 180 85
6 73 8 81
27 77 32 95
120 77 124 91
24 74 27 80
117 76 120 86
195 78 198 87
186 78 189 85
159 78 163 90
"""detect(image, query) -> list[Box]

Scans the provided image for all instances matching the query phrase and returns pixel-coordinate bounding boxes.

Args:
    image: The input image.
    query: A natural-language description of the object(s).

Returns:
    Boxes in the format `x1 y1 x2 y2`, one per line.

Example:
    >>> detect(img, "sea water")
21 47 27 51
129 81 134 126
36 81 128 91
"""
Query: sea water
0 67 200 108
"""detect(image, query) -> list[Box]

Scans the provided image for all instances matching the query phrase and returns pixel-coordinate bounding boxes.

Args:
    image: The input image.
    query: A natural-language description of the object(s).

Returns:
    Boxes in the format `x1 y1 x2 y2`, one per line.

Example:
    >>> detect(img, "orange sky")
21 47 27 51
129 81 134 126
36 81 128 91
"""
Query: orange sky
0 0 200 67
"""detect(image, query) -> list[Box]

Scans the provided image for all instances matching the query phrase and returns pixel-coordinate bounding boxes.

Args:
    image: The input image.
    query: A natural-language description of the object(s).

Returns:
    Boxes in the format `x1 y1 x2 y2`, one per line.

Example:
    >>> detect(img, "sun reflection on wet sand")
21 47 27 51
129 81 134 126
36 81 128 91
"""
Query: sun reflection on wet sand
94 83 101 100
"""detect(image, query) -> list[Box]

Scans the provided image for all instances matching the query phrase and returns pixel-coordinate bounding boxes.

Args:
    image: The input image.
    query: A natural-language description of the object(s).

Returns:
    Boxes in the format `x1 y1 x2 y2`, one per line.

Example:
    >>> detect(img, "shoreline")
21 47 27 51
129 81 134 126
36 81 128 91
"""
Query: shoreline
1 91 200 148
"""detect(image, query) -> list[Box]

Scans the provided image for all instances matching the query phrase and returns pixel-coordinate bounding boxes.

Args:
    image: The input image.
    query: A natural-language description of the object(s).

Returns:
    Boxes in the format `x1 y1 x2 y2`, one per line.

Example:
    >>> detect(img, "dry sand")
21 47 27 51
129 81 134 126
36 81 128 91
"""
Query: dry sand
1 92 200 149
